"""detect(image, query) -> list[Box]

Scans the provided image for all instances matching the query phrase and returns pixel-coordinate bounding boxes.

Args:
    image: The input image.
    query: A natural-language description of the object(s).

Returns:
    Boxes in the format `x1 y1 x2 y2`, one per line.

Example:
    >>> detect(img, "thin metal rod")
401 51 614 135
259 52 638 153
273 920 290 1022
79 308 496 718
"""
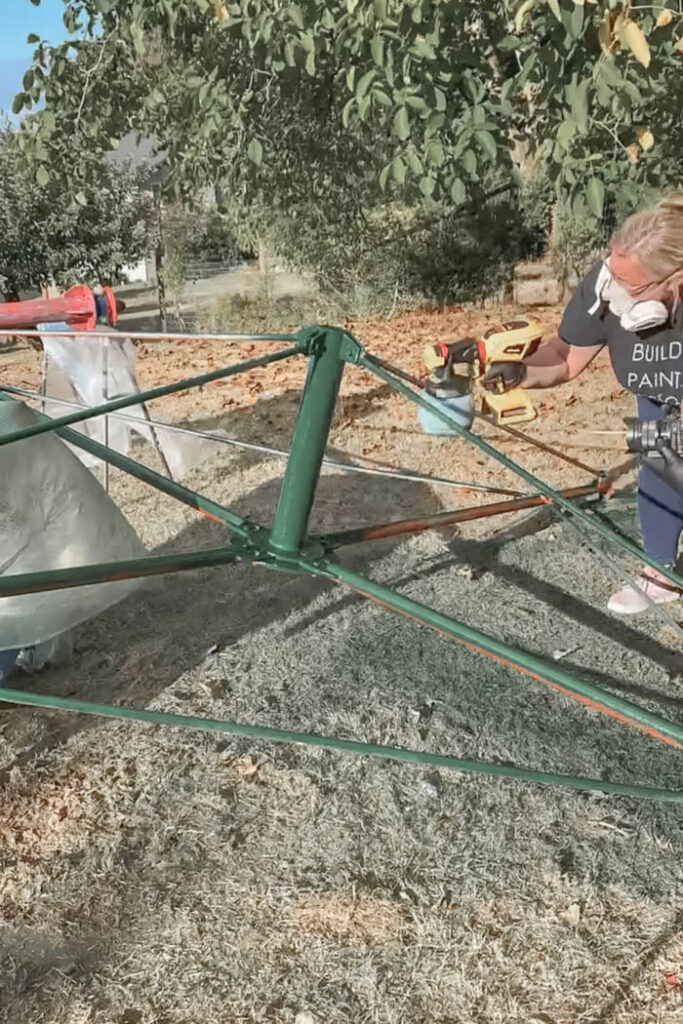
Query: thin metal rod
140 400 174 479
320 485 601 549
0 548 240 596
474 410 603 478
102 340 109 493
1 385 529 498
0 685 678 801
307 557 683 751
0 344 303 449
362 354 683 591
365 353 604 478
0 329 299 343
40 348 48 415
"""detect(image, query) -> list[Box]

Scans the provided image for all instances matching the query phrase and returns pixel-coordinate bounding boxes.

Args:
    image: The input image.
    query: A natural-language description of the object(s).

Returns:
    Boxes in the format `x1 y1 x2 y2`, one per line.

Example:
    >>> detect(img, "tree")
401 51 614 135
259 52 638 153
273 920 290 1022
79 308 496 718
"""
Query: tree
0 126 156 297
13 0 683 232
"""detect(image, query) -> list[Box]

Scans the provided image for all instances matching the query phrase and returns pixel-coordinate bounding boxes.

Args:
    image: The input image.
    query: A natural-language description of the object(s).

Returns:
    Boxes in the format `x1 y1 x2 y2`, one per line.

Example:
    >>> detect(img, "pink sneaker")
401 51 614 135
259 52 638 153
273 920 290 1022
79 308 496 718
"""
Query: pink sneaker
607 573 681 615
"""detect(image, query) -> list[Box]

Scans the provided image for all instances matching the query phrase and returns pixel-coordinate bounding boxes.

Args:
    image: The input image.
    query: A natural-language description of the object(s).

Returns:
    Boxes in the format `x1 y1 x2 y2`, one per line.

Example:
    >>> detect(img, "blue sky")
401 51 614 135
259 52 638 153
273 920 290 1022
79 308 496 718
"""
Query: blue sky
0 1 72 114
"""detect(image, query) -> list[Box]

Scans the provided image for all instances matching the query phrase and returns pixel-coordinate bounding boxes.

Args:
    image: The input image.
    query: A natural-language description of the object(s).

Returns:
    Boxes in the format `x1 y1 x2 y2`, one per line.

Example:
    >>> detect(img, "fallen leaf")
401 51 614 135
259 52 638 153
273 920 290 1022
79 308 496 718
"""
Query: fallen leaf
559 903 581 927
621 18 651 66
637 128 655 150
626 143 640 164
656 8 673 25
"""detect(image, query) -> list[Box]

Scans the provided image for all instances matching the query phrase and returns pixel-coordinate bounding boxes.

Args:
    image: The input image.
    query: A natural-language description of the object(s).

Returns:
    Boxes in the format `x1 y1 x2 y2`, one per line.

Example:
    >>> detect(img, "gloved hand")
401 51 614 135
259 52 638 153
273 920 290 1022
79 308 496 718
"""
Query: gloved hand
482 362 527 392
641 442 683 493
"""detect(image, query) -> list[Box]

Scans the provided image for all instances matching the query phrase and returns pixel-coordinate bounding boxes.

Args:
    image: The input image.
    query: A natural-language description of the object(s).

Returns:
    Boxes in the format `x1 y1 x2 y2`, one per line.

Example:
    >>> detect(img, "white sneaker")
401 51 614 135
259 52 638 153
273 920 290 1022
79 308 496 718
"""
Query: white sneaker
607 573 681 615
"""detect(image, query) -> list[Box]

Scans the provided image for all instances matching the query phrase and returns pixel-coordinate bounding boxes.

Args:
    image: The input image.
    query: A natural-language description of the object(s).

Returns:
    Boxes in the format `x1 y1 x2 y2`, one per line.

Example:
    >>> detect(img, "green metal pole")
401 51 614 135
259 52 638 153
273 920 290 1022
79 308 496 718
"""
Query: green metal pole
362 353 683 592
0 345 303 448
0 684 679 801
305 557 683 751
0 547 240 597
269 328 346 555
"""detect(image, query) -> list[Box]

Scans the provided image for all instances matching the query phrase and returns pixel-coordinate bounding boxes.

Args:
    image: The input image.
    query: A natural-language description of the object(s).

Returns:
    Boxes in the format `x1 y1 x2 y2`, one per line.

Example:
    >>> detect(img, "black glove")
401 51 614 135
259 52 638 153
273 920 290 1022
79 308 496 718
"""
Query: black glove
482 362 527 392
641 442 683 493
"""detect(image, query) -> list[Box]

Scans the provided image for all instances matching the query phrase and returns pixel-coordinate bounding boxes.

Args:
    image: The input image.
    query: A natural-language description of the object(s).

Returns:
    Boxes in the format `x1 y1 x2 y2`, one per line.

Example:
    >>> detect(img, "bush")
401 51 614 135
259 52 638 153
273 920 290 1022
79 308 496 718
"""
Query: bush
262 180 552 316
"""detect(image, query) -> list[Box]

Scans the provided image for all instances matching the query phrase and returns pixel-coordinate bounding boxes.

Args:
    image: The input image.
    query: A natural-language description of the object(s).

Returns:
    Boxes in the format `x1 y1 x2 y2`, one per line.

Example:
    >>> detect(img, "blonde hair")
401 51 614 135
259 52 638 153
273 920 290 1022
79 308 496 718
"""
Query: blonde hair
610 193 683 305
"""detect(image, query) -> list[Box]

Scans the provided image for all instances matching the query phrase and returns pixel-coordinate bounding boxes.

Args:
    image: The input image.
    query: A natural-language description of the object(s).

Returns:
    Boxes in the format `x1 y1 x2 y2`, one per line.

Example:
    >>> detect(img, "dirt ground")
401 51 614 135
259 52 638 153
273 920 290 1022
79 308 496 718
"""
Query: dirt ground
0 302 682 1024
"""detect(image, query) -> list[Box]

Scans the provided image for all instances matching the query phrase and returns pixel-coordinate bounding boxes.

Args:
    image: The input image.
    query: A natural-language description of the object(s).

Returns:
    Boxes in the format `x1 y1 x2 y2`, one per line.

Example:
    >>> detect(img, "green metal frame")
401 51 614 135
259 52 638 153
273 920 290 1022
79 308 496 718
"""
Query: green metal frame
1 326 681 802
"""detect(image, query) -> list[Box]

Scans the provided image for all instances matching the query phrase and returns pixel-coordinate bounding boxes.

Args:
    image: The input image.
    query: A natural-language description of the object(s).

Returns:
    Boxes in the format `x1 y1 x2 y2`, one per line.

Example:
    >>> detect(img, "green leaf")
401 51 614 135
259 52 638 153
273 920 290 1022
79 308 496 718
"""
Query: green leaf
346 66 356 91
475 130 497 160
10 93 25 116
75 191 88 207
371 34 384 66
36 165 50 187
433 86 446 112
342 98 355 127
373 89 392 107
356 69 375 100
26 33 40 44
305 50 315 75
392 106 410 140
288 4 304 30
557 116 576 148
572 79 589 134
450 178 466 203
569 3 583 38
405 95 429 112
497 35 522 50
586 177 605 217
547 0 561 21
41 110 56 132
419 175 436 196
426 140 445 166
391 155 406 184
405 148 423 174
247 138 263 164
374 0 388 21
462 148 477 177
379 161 391 191
130 21 145 55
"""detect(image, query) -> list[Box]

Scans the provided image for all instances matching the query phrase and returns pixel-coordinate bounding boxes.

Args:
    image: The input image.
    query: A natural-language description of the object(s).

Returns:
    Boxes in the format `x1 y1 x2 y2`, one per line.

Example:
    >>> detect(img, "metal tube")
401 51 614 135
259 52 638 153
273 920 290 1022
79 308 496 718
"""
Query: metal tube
0 684 678 801
0 344 303 449
269 328 346 554
0 547 240 596
362 354 683 591
320 485 601 549
307 558 683 751
0 328 299 343
1 385 529 498
102 340 109 493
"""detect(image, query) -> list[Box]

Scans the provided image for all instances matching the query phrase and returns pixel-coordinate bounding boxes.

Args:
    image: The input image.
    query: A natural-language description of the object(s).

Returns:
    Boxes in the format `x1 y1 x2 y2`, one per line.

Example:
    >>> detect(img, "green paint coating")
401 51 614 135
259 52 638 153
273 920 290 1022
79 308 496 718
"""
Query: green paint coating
0 685 678 802
269 328 346 554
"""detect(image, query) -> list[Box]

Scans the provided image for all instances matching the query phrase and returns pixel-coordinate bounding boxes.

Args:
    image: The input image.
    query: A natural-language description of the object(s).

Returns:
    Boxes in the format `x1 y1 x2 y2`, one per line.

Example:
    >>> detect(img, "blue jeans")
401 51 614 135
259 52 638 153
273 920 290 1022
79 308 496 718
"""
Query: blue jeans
637 396 683 566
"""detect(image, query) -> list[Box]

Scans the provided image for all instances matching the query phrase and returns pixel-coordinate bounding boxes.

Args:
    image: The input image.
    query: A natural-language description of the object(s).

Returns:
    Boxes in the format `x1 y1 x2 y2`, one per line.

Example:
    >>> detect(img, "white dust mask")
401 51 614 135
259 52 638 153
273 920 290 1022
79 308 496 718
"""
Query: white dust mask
588 262 669 332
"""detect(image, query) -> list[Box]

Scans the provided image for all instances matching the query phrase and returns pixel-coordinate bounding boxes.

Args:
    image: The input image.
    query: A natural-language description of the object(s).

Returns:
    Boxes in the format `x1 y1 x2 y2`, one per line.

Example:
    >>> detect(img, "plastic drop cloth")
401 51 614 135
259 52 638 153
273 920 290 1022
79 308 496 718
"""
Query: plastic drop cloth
0 400 148 651
40 323 219 479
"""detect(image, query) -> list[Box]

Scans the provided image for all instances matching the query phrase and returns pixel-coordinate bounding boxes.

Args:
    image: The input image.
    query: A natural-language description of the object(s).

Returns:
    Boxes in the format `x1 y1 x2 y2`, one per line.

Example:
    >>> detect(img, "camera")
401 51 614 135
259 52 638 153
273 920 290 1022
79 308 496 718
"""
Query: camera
625 402 683 456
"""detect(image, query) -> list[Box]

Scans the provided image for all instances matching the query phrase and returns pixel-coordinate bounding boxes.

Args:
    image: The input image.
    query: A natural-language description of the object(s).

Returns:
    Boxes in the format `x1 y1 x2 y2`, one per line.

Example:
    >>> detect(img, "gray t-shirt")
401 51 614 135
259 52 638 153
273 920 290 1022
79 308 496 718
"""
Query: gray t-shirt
559 262 683 404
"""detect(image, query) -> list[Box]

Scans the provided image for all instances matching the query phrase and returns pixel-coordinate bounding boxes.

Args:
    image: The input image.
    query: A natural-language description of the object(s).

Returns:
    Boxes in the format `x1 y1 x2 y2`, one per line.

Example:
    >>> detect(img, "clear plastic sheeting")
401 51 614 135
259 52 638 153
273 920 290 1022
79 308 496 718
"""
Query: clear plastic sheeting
0 400 148 651
40 323 219 479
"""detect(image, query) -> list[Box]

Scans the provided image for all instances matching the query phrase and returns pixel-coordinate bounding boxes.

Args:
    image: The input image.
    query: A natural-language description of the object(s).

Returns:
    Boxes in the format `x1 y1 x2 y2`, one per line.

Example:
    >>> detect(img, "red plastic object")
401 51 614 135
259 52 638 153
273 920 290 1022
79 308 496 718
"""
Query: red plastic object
102 286 118 327
0 284 97 332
